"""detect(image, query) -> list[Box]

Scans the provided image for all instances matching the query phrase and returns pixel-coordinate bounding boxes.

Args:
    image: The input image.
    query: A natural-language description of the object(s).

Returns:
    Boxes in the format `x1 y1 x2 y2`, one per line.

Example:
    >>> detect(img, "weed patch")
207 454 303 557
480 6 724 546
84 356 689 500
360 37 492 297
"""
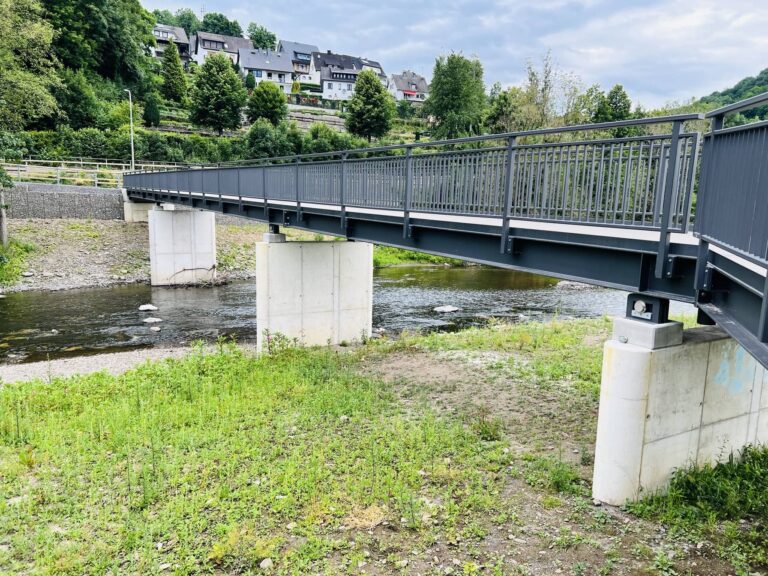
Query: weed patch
0 239 35 286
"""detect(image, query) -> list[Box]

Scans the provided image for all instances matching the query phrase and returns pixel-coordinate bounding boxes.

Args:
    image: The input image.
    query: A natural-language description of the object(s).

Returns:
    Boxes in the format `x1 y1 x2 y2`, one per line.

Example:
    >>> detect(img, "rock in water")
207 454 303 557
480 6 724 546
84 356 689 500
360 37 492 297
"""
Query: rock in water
433 305 460 313
150 326 161 332
139 304 158 312
143 317 163 324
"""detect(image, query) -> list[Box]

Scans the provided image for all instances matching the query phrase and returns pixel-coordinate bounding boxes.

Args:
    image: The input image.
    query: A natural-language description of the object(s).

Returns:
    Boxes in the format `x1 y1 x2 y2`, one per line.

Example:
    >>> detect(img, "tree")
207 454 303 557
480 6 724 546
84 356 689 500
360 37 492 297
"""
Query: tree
200 12 242 37
291 80 301 94
345 70 395 142
0 0 60 130
174 8 201 36
152 8 174 24
486 87 540 133
55 69 101 129
247 23 276 50
245 71 256 92
246 118 292 158
593 84 633 137
424 53 486 139
246 81 288 126
161 40 186 102
190 53 247 134
143 93 161 127
0 166 12 249
44 0 155 82
396 99 415 120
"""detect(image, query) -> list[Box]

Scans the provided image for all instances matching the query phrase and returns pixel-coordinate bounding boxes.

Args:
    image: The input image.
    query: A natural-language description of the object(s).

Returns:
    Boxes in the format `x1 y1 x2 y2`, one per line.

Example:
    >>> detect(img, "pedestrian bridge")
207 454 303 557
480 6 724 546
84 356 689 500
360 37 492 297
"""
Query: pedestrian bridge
126 92 768 369
124 91 768 503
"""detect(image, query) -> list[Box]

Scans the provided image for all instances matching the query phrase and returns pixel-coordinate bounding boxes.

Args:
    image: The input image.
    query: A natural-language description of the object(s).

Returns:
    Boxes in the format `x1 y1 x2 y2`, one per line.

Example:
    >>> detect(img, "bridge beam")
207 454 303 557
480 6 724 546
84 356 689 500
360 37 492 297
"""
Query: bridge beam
593 317 768 505
148 205 216 286
255 238 373 351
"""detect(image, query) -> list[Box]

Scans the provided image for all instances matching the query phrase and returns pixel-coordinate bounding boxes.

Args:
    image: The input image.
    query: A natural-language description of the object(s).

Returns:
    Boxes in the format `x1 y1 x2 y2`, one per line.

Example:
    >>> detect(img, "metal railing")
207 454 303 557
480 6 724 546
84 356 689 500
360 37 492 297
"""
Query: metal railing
696 95 768 267
126 114 703 234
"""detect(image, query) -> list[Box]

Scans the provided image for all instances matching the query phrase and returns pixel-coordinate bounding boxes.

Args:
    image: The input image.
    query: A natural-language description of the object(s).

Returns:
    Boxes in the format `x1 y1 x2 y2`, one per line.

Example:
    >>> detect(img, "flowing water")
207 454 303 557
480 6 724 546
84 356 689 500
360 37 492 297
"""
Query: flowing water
0 266 693 364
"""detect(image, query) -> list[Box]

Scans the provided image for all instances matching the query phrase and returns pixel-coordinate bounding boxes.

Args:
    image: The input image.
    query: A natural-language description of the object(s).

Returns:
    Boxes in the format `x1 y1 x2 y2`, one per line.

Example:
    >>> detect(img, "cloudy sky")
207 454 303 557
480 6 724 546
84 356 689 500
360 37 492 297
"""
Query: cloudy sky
145 0 768 108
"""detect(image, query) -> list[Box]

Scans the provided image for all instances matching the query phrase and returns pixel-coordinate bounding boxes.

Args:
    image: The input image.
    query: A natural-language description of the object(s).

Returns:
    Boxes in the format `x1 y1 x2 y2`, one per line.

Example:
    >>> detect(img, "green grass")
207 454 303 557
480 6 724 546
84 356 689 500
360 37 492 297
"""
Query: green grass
0 342 512 574
383 317 611 398
372 245 462 268
629 445 768 573
0 239 35 286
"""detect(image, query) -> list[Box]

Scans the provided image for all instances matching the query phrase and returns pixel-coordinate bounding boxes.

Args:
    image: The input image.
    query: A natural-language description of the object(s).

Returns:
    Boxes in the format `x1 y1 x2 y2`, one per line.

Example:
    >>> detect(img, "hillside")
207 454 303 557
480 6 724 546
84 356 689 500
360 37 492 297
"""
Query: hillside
699 67 768 119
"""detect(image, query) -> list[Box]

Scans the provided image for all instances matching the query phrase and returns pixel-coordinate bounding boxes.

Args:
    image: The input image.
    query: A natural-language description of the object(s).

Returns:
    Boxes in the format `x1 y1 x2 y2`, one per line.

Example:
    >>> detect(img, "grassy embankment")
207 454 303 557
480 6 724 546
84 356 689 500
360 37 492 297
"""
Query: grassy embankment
0 240 35 287
1 317 765 574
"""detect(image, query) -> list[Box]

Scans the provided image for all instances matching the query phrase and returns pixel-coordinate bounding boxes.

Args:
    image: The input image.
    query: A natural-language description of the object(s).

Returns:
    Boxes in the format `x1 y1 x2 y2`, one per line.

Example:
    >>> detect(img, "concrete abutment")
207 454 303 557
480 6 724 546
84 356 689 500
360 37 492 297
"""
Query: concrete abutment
593 317 768 505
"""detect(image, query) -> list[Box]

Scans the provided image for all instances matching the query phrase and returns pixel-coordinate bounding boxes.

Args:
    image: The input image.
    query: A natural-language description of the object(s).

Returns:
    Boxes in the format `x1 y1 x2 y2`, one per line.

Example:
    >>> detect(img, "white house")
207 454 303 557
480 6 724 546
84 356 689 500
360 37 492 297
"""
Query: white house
189 31 252 66
310 50 386 101
389 70 429 104
151 24 190 65
277 40 320 83
238 49 294 94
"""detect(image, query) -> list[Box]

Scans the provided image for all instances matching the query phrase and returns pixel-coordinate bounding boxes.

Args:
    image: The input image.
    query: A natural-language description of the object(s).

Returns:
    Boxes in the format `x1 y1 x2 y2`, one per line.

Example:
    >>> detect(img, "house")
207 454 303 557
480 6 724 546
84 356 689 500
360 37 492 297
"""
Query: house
238 49 293 94
151 24 190 65
189 31 252 66
389 70 429 104
310 50 386 101
277 40 320 83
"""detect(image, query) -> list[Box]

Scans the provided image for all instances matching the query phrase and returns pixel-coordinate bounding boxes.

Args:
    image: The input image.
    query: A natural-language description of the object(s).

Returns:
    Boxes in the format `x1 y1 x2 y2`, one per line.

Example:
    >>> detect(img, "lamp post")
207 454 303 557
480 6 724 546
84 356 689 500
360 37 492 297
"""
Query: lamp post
124 89 135 171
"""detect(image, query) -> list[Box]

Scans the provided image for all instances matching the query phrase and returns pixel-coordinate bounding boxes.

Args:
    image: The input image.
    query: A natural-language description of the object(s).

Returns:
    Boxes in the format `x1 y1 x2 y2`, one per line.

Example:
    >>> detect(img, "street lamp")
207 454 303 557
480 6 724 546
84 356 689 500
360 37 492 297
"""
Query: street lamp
124 89 135 171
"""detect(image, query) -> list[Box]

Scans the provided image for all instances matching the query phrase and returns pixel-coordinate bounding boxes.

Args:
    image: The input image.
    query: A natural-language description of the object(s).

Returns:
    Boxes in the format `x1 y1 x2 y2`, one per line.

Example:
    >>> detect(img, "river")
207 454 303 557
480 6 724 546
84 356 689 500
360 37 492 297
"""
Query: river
0 266 693 364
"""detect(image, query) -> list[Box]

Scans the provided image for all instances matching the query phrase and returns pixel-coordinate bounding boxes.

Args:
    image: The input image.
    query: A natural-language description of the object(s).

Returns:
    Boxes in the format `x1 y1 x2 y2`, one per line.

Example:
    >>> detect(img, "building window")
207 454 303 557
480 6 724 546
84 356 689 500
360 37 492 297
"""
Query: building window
267 72 273 79
347 83 352 90
255 70 262 77
327 82 333 89
278 74 285 82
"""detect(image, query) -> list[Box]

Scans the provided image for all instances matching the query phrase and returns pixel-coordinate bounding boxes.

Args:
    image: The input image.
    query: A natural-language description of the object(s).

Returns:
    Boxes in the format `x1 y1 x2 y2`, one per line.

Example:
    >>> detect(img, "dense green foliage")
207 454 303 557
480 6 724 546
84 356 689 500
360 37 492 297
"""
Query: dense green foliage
161 41 187 103
0 239 36 284
142 93 161 127
200 12 242 37
245 119 295 158
425 53 486 139
345 70 395 142
247 22 277 50
246 82 288 126
244 72 256 92
0 0 59 131
700 67 768 121
44 0 154 81
630 445 768 573
190 54 247 134
154 8 201 36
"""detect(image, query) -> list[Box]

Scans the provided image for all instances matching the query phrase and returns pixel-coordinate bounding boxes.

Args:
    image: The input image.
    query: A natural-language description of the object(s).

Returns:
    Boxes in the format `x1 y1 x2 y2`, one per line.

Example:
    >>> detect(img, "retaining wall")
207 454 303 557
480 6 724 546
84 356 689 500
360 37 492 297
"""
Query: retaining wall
6 183 123 220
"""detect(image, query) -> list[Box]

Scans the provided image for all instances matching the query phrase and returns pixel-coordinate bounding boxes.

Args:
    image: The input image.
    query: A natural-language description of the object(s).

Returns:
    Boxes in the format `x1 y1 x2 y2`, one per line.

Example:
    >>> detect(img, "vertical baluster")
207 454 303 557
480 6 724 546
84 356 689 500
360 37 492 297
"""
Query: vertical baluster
500 136 517 254
655 120 683 278
403 148 413 238
340 153 347 230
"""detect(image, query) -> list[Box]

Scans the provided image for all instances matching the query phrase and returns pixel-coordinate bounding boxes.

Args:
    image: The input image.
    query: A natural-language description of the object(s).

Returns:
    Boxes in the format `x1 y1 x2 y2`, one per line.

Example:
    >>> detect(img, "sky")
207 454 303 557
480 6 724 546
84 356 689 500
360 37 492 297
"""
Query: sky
144 0 768 109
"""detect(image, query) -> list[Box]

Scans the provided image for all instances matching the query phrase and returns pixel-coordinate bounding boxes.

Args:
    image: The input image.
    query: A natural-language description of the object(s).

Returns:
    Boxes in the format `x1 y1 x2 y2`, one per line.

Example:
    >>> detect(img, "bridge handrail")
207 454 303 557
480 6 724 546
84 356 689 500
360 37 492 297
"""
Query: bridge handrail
124 112 704 175
705 91 768 120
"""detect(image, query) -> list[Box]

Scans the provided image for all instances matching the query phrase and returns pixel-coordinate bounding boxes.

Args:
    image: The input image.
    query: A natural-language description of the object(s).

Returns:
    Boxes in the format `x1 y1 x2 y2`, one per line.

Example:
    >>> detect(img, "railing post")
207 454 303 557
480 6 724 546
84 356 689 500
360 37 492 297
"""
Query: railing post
403 147 413 239
339 152 347 232
262 161 269 222
654 120 683 279
500 136 517 254
295 157 302 223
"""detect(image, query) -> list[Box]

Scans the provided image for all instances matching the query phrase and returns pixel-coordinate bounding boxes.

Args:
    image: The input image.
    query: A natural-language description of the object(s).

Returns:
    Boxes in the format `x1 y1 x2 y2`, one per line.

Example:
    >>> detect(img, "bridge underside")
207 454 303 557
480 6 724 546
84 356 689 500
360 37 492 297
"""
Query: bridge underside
127 190 768 369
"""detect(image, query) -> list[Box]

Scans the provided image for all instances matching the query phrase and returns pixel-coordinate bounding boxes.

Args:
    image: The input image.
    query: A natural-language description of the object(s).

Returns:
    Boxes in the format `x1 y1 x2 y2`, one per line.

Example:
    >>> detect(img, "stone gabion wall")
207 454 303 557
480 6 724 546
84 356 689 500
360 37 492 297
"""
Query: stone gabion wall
6 183 124 220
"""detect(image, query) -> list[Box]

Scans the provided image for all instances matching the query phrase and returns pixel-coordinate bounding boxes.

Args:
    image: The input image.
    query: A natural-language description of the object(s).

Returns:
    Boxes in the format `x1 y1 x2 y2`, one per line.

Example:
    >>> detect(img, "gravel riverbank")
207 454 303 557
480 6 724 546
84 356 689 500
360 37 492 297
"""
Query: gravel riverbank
2 218 274 293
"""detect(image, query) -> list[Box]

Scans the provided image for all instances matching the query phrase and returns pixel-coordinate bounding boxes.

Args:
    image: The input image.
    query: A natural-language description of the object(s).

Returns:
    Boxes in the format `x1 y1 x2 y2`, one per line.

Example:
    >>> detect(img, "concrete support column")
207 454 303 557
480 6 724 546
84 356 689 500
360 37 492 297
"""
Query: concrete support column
593 318 768 505
122 189 153 223
256 238 373 350
148 207 216 286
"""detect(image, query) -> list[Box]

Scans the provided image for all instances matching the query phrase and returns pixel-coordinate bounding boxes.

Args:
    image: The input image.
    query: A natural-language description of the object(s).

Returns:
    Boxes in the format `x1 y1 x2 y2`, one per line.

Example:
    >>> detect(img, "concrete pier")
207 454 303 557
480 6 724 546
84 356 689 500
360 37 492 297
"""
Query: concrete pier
148 206 216 286
255 236 373 351
122 190 153 223
593 318 768 505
